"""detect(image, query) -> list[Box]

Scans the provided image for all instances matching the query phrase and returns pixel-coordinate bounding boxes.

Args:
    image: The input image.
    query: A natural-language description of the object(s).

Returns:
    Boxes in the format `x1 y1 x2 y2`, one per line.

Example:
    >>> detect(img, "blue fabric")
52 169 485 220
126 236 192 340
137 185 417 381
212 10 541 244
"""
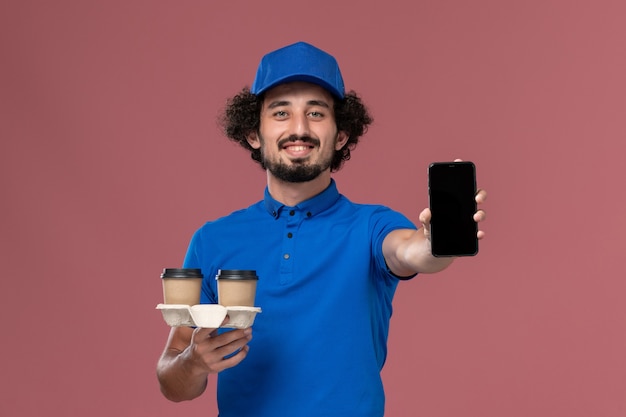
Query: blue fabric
183 180 417 417
250 41 345 99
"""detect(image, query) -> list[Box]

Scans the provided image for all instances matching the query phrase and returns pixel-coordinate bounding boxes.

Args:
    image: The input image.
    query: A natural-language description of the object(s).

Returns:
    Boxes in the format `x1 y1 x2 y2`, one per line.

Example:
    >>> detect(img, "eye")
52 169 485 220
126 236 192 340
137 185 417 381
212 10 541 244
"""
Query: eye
273 110 288 118
308 111 324 118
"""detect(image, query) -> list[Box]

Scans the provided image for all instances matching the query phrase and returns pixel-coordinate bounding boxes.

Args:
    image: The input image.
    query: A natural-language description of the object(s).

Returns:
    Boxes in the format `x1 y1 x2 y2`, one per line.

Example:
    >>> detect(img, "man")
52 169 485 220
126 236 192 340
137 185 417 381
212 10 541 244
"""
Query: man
157 41 487 417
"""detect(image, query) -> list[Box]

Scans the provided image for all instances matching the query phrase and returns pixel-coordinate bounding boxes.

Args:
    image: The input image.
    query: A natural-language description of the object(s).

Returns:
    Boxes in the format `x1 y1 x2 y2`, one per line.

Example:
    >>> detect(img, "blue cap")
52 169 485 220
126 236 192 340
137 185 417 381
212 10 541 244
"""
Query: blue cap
251 42 345 99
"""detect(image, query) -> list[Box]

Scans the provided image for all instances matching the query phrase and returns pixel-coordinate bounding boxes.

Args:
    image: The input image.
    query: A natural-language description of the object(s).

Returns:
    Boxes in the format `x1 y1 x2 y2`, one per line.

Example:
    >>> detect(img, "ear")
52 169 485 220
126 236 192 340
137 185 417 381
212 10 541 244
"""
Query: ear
335 131 349 150
247 132 261 149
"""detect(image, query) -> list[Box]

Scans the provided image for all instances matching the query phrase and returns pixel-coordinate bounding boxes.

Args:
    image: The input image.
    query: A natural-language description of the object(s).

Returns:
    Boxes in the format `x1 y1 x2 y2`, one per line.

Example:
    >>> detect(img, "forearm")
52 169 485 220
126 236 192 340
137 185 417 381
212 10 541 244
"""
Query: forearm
385 228 454 275
157 347 209 402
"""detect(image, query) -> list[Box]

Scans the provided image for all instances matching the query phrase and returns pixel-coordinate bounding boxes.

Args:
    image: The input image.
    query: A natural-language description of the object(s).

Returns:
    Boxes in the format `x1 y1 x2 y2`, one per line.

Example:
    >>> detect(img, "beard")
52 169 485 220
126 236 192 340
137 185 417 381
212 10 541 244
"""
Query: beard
259 134 335 183
265 159 329 183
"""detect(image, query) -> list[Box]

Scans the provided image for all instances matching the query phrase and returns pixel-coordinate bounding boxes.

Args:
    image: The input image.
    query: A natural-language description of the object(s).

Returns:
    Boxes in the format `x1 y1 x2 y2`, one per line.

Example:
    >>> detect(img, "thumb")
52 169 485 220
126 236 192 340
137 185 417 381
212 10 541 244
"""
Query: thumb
419 208 432 239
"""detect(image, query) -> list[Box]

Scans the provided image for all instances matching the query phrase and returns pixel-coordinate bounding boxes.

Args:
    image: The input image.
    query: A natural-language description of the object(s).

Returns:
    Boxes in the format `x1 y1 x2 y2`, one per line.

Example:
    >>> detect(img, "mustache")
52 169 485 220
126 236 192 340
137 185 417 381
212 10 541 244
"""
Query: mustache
277 135 320 148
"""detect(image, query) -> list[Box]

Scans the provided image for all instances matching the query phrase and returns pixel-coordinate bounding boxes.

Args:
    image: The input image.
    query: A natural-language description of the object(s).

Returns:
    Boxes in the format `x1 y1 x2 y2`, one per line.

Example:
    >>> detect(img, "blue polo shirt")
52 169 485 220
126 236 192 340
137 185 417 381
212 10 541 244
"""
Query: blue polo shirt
183 179 417 417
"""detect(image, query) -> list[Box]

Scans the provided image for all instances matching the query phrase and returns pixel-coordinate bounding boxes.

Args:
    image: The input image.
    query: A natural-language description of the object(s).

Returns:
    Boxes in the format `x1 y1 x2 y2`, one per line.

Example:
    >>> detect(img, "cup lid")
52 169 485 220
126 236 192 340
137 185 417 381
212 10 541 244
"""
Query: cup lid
161 268 203 279
216 269 258 280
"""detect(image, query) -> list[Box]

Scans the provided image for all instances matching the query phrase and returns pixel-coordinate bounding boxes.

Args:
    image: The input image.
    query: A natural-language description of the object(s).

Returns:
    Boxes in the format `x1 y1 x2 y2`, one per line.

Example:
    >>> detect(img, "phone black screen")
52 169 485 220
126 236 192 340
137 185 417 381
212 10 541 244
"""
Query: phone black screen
428 161 478 257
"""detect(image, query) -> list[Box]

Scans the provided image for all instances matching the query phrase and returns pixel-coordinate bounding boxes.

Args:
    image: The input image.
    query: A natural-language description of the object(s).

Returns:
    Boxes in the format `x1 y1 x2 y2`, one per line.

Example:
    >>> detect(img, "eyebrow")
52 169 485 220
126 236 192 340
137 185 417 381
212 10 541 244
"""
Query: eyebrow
266 99 331 109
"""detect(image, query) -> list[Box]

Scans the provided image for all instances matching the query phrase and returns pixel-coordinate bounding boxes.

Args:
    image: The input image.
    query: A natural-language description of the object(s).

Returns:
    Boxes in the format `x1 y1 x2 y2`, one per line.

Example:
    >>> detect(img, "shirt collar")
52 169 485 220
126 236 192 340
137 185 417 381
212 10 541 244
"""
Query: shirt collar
264 179 341 219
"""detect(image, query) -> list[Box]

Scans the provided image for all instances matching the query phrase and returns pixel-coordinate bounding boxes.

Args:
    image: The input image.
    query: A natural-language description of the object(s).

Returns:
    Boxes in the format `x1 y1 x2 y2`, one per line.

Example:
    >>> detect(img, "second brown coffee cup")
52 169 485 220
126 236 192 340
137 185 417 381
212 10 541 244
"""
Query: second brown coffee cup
216 269 258 306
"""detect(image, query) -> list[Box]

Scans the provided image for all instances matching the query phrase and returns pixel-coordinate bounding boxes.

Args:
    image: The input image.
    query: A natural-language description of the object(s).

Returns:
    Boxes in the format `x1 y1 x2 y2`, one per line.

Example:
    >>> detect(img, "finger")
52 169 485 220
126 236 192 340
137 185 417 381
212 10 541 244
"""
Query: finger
418 207 431 226
202 333 253 374
193 326 217 341
199 328 252 360
215 331 252 356
204 315 232 337
454 158 463 162
210 330 253 365
473 209 486 223
212 344 251 373
475 188 487 204
477 230 486 240
206 328 253 361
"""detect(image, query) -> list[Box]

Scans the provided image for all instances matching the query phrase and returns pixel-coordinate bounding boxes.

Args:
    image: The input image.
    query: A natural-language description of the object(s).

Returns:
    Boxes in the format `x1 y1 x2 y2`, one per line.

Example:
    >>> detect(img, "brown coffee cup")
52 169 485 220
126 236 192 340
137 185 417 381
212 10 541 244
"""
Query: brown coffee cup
216 269 258 306
161 268 203 305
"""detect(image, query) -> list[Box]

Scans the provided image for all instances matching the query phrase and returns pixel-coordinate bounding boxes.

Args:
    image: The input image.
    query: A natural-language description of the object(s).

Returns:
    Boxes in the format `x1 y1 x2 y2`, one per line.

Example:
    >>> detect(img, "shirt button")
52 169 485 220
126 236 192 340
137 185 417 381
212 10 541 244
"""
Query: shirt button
289 210 295 216
287 232 293 238
283 253 290 259
306 212 312 217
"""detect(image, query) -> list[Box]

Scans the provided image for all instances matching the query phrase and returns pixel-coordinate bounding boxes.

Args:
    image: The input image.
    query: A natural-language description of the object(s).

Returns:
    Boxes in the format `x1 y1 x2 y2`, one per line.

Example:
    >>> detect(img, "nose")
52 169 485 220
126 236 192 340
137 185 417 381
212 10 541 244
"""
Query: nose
289 112 311 137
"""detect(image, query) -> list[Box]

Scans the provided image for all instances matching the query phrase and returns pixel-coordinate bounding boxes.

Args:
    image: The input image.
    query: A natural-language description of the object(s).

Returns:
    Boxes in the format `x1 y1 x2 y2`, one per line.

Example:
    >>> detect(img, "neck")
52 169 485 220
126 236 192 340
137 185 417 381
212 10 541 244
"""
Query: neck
266 171 332 206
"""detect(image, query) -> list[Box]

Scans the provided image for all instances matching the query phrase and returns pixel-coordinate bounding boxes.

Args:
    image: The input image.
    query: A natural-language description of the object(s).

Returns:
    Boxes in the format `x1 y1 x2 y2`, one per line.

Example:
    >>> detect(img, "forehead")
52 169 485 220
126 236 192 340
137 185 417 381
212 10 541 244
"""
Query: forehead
262 82 334 107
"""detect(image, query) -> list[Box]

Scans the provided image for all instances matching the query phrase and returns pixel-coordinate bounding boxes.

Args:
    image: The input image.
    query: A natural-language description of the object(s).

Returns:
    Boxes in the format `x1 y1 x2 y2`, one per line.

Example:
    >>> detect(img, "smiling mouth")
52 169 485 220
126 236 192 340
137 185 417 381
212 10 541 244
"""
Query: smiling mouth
283 144 313 151
282 143 314 161
278 135 320 149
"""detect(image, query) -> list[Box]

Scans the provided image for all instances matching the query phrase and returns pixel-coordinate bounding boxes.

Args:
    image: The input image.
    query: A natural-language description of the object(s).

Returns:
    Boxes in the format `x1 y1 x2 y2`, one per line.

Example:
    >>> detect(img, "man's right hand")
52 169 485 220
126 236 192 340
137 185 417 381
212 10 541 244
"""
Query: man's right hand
186 321 253 374
156 316 253 402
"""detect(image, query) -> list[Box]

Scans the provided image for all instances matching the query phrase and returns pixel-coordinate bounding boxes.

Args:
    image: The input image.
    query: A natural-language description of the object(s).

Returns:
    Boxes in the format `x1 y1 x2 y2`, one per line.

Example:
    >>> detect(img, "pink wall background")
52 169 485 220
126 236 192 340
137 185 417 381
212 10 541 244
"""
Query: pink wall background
2 1 625 416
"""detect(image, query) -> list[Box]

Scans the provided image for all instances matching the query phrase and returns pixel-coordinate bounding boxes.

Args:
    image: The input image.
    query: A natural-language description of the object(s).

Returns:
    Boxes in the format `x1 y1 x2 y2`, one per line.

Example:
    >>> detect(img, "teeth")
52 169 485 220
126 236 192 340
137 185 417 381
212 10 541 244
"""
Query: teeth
287 146 309 151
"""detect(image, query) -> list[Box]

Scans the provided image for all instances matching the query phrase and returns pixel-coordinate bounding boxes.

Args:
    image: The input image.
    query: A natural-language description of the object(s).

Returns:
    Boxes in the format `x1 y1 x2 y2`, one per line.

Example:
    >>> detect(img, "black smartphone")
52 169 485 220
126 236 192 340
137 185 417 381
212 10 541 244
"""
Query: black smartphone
428 161 478 257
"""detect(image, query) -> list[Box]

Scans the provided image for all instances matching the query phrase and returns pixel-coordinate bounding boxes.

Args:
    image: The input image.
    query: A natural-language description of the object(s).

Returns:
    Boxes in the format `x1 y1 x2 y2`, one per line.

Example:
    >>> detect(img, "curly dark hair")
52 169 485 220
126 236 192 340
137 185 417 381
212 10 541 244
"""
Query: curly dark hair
219 87 373 172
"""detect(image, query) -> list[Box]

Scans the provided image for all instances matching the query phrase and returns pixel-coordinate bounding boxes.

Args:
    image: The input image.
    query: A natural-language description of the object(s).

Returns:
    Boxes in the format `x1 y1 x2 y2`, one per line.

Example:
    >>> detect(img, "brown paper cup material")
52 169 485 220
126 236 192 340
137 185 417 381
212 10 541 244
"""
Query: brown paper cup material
161 268 203 305
216 269 258 307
